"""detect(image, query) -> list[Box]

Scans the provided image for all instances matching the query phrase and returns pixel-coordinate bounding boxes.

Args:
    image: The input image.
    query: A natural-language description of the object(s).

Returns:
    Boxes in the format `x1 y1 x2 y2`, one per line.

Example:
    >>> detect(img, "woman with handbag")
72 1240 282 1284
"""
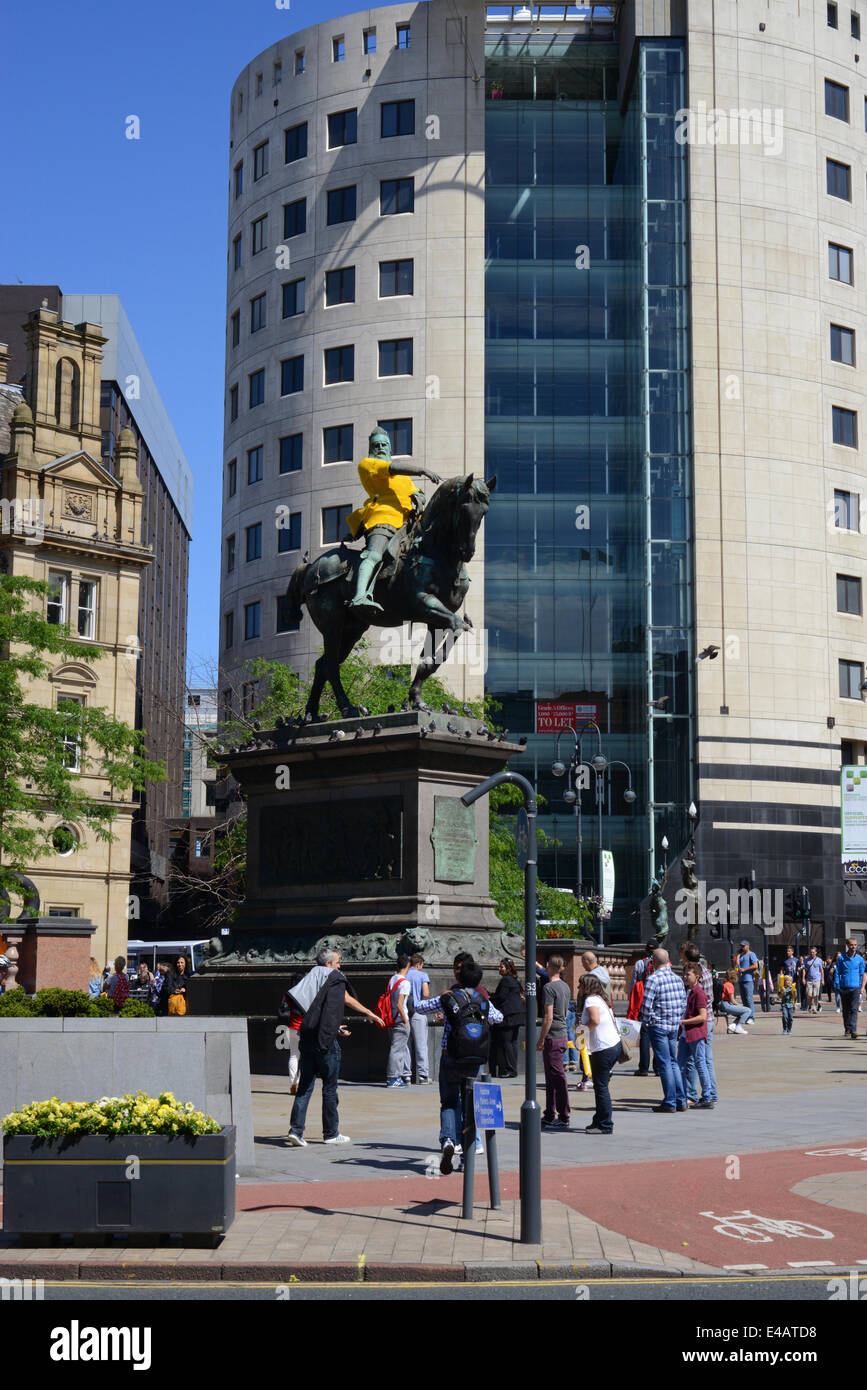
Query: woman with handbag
166 954 191 1016
578 974 623 1135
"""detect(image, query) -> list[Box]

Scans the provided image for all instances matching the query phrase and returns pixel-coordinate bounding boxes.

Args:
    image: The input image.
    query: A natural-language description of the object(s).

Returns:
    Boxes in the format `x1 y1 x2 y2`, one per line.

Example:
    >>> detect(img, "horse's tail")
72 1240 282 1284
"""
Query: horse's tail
285 563 308 623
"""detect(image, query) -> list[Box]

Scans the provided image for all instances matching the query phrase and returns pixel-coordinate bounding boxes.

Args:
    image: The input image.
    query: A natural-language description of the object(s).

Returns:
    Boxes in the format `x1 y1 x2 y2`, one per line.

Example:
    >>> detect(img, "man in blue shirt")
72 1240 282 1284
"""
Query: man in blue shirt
406 952 431 1084
835 939 866 1039
638 948 687 1112
736 941 758 1023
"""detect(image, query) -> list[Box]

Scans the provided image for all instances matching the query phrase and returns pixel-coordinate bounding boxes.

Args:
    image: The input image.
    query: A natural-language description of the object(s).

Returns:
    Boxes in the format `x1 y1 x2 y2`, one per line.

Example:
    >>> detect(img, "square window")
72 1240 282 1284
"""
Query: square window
829 1 839 24
839 658 863 698
833 404 858 446
285 122 308 163
249 370 265 408
377 418 413 456
282 278 305 317
381 99 415 138
277 511 302 553
852 10 861 37
250 293 266 333
333 36 345 62
279 433 302 473
834 488 859 529
281 355 304 395
226 534 235 573
327 185 357 225
324 344 355 384
396 23 411 48
224 611 235 649
244 602 261 640
379 258 414 296
231 310 240 347
276 595 301 633
234 162 243 198
227 458 237 496
253 141 269 180
829 241 854 283
322 504 352 543
831 323 856 365
328 108 358 148
251 215 267 255
229 385 239 421
827 157 851 200
295 49 305 75
283 197 307 238
825 78 850 120
838 574 862 614
47 571 67 625
380 177 414 215
246 522 262 562
379 338 413 376
233 234 242 270
323 424 353 464
325 267 356 305
364 28 376 54
247 445 263 484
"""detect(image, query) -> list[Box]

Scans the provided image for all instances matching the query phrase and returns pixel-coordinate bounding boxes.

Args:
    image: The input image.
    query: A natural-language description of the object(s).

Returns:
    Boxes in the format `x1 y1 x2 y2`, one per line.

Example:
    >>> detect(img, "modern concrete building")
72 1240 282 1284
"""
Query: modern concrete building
220 0 867 952
0 287 193 930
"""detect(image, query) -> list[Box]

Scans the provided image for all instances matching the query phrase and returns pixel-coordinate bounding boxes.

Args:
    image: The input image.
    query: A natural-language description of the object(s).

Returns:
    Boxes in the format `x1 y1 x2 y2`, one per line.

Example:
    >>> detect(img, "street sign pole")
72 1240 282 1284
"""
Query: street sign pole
462 769 542 1246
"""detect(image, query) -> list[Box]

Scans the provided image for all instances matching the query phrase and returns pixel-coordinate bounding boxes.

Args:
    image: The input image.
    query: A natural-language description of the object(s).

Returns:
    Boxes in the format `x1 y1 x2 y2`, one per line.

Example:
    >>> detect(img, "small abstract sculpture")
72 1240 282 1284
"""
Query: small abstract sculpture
649 864 669 945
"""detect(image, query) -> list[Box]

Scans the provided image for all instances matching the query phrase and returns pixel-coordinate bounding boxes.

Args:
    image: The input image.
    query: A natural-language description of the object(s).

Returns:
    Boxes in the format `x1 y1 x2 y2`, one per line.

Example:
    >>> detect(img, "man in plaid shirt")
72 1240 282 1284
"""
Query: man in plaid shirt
639 948 687 1111
679 942 719 1107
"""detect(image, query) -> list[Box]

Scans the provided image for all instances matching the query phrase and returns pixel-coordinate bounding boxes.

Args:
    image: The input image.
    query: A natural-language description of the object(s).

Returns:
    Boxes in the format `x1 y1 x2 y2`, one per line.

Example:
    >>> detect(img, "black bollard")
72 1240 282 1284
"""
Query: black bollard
461 1077 476 1219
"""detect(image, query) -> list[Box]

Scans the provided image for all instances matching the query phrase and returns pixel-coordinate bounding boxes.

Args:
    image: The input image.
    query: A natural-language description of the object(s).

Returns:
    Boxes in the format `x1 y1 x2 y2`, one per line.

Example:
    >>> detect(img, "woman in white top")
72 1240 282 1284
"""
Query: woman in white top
578 975 622 1134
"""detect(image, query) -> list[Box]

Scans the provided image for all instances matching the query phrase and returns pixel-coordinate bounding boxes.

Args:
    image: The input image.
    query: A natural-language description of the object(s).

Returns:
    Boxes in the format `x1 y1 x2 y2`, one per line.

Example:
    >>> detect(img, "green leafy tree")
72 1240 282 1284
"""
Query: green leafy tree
0 575 166 898
488 784 595 939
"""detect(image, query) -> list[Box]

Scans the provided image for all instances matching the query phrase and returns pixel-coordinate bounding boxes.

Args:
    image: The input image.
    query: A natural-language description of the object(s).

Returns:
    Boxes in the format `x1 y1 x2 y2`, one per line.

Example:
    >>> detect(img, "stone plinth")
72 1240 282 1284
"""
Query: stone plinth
5 915 96 994
191 711 525 1020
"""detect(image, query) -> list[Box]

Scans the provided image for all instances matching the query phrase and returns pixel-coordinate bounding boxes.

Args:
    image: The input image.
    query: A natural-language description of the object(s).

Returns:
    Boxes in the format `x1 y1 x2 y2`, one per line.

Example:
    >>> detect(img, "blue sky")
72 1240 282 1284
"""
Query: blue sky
0 0 351 678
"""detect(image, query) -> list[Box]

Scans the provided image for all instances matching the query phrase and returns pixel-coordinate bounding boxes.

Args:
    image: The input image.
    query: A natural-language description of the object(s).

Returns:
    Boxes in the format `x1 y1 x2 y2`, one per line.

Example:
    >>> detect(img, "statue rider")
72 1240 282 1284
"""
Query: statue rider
346 427 442 616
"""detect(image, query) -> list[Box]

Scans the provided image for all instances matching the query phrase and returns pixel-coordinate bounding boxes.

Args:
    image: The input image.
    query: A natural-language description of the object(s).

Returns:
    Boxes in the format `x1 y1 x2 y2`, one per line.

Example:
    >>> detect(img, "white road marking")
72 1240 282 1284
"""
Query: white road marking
788 1260 835 1267
723 1263 768 1270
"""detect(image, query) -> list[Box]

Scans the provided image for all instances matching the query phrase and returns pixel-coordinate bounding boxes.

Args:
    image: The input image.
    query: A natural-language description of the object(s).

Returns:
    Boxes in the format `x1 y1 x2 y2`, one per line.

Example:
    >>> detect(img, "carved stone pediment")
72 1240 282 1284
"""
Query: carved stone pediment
63 489 94 521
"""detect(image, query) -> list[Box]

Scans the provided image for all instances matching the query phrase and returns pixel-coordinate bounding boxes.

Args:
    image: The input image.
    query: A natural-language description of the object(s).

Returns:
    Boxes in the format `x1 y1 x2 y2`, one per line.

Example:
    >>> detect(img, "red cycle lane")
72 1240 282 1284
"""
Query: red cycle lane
236 1138 867 1269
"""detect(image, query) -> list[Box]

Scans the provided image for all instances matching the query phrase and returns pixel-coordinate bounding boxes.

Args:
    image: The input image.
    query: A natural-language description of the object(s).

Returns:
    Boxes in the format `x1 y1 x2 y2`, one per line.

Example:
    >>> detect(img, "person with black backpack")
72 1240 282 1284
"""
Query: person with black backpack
413 958 503 1175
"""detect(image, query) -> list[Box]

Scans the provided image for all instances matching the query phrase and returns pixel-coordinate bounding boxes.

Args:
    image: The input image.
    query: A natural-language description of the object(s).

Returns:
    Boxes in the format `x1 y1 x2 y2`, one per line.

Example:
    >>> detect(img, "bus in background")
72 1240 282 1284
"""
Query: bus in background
125 939 210 977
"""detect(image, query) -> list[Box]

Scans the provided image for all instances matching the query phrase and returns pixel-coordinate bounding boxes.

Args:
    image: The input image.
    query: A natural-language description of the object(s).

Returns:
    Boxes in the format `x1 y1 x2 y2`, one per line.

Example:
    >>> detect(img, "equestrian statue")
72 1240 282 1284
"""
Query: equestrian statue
284 427 495 719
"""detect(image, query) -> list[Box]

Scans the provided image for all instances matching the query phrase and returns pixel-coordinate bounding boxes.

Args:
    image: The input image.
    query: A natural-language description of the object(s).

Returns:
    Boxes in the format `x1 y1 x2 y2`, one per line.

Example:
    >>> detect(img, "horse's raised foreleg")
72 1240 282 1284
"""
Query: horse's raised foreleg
409 622 461 708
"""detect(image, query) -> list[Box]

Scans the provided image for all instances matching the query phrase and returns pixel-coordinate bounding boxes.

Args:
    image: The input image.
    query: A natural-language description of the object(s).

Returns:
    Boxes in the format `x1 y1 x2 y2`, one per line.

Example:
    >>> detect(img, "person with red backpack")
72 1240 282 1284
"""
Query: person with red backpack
414 957 503 1174
629 941 658 1078
106 956 131 1011
384 955 413 1088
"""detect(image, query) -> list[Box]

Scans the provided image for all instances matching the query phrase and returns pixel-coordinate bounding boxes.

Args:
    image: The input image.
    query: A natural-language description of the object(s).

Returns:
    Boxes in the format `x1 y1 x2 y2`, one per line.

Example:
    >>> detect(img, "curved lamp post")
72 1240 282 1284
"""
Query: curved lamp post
461 769 541 1246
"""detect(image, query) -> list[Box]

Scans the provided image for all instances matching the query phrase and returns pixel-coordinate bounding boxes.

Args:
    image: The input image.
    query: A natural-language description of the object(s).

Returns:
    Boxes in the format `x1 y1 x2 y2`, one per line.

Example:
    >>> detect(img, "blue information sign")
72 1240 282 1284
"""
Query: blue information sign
473 1082 505 1130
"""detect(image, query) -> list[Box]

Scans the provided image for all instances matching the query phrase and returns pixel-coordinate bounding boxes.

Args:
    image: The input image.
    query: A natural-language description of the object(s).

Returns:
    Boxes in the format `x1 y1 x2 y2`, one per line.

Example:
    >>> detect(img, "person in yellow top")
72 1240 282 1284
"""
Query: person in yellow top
346 427 442 615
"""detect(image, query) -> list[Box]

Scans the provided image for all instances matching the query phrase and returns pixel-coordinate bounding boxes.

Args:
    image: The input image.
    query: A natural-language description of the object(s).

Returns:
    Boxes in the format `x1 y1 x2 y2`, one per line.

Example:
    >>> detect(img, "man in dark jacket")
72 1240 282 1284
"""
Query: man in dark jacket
286 948 385 1146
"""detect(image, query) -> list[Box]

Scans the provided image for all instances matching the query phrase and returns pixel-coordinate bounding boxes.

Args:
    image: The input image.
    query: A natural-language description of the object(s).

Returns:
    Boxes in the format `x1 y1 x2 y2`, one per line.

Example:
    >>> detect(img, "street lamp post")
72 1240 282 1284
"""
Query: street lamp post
552 724 635 945
461 769 541 1246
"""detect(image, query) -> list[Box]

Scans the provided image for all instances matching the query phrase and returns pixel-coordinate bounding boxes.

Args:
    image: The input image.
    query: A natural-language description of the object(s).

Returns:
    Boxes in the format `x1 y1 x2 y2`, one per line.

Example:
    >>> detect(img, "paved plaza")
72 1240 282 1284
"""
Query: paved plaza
1 1010 865 1282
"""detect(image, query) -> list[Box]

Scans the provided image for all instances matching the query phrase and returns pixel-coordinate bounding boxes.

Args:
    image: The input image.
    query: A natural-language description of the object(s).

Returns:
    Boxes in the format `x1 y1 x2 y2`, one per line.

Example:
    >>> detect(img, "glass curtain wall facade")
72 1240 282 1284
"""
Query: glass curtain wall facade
484 32 693 935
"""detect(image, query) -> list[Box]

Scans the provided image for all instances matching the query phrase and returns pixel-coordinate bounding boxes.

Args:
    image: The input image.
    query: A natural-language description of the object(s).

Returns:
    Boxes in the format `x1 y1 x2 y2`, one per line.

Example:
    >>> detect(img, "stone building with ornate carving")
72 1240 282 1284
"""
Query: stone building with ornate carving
0 309 154 967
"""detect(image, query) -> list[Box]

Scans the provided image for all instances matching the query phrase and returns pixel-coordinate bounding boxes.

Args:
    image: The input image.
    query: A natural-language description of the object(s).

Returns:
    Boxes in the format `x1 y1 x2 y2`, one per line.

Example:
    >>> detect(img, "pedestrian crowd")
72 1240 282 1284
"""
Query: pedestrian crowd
277 936 867 1152
86 954 194 1015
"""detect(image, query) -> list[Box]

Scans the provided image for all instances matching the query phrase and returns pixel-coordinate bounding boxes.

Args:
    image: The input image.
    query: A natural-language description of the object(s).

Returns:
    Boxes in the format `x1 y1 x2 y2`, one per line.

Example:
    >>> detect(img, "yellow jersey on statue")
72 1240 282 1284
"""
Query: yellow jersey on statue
346 427 441 616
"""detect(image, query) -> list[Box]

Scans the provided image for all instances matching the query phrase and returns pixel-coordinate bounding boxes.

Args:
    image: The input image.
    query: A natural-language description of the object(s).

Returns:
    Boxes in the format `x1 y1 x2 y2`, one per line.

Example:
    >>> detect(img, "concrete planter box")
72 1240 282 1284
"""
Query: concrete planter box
0 1017 254 1172
3 1129 235 1240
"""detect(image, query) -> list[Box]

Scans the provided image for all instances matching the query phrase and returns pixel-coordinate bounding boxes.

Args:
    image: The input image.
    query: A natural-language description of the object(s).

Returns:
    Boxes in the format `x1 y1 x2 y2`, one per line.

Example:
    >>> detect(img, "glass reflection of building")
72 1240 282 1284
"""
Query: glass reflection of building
484 25 694 936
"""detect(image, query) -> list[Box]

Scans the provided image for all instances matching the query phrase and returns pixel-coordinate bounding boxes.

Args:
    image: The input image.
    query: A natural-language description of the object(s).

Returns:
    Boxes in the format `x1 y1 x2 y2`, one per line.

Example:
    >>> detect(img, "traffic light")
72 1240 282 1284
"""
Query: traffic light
801 886 811 919
793 888 804 920
787 889 799 921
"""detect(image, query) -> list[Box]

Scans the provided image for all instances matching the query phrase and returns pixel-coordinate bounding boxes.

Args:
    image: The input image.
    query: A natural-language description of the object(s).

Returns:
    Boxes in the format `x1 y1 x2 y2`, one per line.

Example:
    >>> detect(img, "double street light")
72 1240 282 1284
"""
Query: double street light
551 721 635 946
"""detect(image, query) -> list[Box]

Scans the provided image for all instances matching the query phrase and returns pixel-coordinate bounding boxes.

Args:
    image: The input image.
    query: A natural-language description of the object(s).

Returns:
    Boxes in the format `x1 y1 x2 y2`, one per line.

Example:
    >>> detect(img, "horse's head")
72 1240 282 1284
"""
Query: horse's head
452 473 497 562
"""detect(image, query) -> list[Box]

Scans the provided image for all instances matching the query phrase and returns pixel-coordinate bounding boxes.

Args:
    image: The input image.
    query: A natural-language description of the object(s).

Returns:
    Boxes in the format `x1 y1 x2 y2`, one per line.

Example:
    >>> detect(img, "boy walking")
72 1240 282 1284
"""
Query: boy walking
778 967 796 1034
385 955 413 1088
407 953 431 1083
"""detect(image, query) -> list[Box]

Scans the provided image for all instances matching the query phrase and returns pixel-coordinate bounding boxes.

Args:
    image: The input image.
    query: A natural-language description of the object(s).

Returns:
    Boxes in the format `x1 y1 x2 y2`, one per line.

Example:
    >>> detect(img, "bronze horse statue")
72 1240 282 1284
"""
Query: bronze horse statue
284 474 496 719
